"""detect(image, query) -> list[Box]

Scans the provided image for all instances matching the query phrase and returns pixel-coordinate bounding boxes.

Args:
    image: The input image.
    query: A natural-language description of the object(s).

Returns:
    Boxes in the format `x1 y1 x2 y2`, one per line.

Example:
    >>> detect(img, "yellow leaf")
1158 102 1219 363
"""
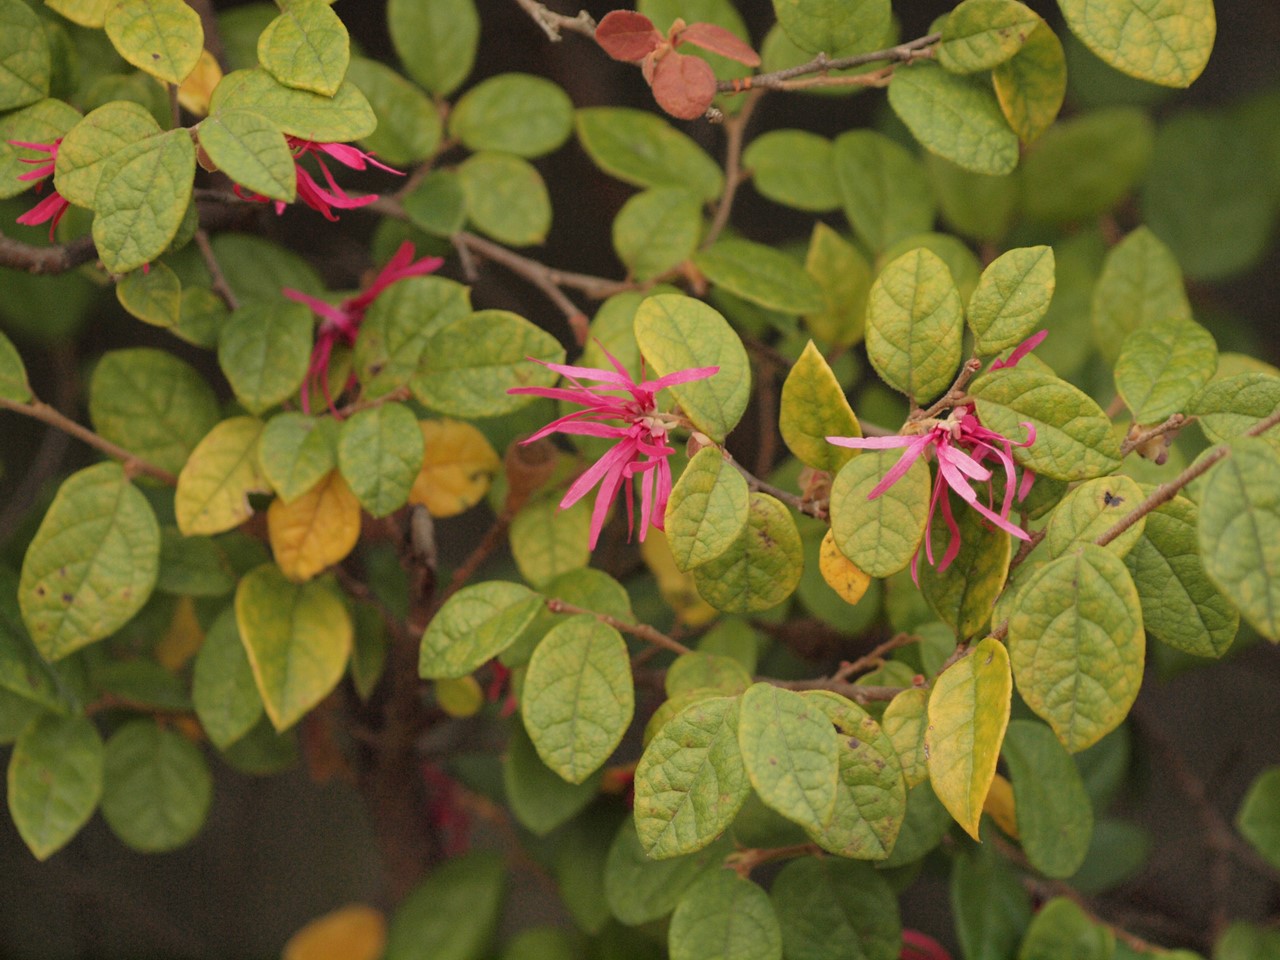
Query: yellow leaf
819 529 871 605
436 675 484 717
409 419 500 518
176 417 270 536
282 904 386 960
642 533 719 628
154 596 205 671
268 472 362 582
983 772 1019 839
177 50 223 117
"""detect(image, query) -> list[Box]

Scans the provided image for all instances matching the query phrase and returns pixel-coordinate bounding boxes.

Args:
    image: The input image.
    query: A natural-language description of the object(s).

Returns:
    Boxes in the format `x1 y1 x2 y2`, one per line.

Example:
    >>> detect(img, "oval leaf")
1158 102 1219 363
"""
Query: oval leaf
967 245 1056 356
830 448 932 578
1058 0 1215 88
175 417 270 536
665 447 751 573
198 108 296 202
257 0 349 97
669 869 781 960
101 720 212 852
1114 315 1217 423
104 0 203 85
691 493 803 613
336 402 424 518
1002 719 1094 878
419 582 544 679
7 713 103 860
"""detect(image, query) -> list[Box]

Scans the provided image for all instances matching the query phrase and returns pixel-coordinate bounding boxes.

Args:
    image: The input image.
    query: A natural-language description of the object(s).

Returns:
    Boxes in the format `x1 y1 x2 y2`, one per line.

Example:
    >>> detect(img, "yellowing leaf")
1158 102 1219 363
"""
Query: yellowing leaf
409 419 500 518
1058 0 1215 88
642 533 719 628
983 772 1018 838
175 417 270 536
267 472 362 583
154 595 204 672
435 676 484 718
177 49 222 117
818 530 871 605
283 904 387 960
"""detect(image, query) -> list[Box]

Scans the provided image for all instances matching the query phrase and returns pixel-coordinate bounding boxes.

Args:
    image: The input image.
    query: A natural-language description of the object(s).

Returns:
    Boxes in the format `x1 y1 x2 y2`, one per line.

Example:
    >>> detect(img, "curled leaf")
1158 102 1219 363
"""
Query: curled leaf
675 22 760 66
596 10 663 62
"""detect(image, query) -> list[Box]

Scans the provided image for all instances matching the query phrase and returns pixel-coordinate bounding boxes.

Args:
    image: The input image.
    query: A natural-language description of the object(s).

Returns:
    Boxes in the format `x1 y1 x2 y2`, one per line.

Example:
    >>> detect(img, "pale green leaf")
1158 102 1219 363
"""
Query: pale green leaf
1057 0 1215 88
384 852 505 960
7 713 102 860
346 57 442 167
257 413 339 504
509 496 590 589
103 0 203 85
354 275 471 398
457 151 551 247
386 0 479 97
1192 374 1280 452
419 582 543 679
691 494 803 613
217 300 312 415
210 68 375 142
1003 719 1094 878
115 261 181 329
198 109 296 203
175 416 270 536
664 446 750 572
0 98 81 200
743 130 839 212
0 329 33 403
1045 475 1146 559
919 496 1013 638
575 107 723 203
101 720 211 852
192 605 263 749
803 222 872 347
1115 315 1217 422
0 0 51 112
771 0 891 57
694 238 826 315
967 245 1056 356
450 73 573 159
336 402 424 518
612 188 703 281
665 652 752 698
829 448 931 578
257 0 349 97
882 687 928 788
669 869 781 960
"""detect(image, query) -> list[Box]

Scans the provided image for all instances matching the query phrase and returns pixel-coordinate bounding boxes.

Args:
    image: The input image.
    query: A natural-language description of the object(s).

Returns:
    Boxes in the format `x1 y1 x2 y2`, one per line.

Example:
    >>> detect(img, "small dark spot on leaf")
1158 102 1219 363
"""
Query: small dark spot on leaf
1104 491 1124 507
152 52 161 60
768 757 778 765
61 593 73 604
847 737 861 749
58 566 67 578
35 586 46 597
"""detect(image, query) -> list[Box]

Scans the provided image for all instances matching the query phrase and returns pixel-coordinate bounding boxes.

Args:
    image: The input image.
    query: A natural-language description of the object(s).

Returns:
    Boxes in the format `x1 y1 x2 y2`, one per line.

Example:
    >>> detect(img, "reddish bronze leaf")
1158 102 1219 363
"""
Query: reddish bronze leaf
675 21 760 67
650 52 717 120
596 10 663 62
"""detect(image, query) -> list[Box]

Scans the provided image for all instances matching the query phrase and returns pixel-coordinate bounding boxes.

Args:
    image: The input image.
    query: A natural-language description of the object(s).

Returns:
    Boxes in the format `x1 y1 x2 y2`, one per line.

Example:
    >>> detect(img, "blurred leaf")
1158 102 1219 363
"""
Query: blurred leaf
952 843 1032 960
803 222 871 346
386 0 478 97
832 130 934 252
116 261 182 328
283 905 387 960
575 107 723 202
258 414 339 505
103 0 203 85
772 859 899 960
1003 719 1094 877
695 237 826 315
457 151 551 247
100 720 211 852
669 869 781 960
771 0 890 57
603 818 733 925
612 187 702 281
450 73 573 158
1115 315 1217 422
0 2 52 119
385 852 505 960
510 496 590 589
346 57 441 167
7 713 102 859
1017 896 1113 959
743 130 839 212
193 605 264 749
503 720 602 836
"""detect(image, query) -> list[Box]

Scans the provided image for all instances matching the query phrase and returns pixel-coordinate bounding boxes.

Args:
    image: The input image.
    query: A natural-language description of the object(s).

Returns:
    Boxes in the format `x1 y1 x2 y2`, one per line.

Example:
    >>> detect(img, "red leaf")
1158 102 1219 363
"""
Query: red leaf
596 10 663 62
674 21 761 66
900 930 953 960
650 52 717 120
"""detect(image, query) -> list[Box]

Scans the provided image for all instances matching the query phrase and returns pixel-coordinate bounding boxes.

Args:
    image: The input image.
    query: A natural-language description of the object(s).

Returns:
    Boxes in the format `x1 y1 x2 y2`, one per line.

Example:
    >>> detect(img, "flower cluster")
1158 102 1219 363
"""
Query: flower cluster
9 138 70 239
237 137 400 221
828 332 1046 576
507 348 718 549
284 241 443 414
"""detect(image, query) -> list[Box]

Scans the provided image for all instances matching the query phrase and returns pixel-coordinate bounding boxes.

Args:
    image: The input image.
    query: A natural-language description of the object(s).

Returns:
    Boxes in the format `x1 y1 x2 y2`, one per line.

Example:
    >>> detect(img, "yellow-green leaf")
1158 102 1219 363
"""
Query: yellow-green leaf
19 462 159 661
993 20 1067 143
235 564 352 731
257 0 349 97
743 129 839 213
103 0 203 85
925 636 1011 839
1114 315 1217 423
267 471 361 582
664 446 750 573
217 300 313 415
612 188 703 282
192 605 263 749
346 57 441 168
832 129 935 253
449 72 573 159
198 108 296 203
967 245 1055 356
175 416 270 536
0 98 81 201
919 495 1013 638
938 0 1040 73
0 329 32 403
779 341 861 472
802 222 871 347
575 107 723 203
457 151 551 247
45 0 112 27
691 494 803 613
1058 0 1215 88
7 714 102 860
509 496 591 590
210 68 376 142
829 448 931 578
116 261 182 329
419 581 543 679
0 0 51 111
258 413 339 505
1045 475 1146 558
882 687 928 787
336 402 424 518
1091 226 1190 362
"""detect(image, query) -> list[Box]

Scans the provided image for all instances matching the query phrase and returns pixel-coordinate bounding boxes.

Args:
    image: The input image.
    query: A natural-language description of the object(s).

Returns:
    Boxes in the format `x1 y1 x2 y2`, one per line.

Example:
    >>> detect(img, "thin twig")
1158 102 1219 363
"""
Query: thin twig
511 0 596 41
831 632 918 682
717 33 940 93
193 228 239 311
1119 413 1188 458
724 451 827 520
703 88 764 249
0 397 177 484
0 228 97 274
913 358 983 420
726 843 822 877
765 676 906 703
545 597 693 655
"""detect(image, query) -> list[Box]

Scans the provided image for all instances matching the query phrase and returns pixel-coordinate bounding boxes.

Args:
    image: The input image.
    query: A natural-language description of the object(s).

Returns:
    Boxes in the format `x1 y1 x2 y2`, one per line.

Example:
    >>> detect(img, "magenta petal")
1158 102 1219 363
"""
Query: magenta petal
826 434 916 450
990 329 1048 370
283 288 349 326
642 365 719 392
866 434 934 499
933 484 963 572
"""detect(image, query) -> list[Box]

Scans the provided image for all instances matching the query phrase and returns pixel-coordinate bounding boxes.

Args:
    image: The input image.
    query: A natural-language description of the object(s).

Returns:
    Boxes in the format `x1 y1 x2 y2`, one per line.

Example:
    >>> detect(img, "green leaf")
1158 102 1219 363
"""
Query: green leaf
939 0 1040 73
633 294 751 443
450 73 573 159
1192 374 1280 451
612 188 703 282
666 652 753 698
882 687 928 788
967 245 1056 356
355 275 471 397
969 368 1121 481
888 61 1020 176
503 720 602 836
924 636 1011 839
575 107 723 203
743 130 839 212
669 869 781 960
0 0 51 111
604 818 734 926
803 223 872 347
832 130 935 252
1003 718 1094 878
345 56 441 167
830 448 931 578
1115 316 1217 422
7 713 102 860
802 690 906 859
634 694 750 858
116 260 181 329
1018 897 1113 960
1236 767 1280 872
771 0 891 57
1215 922 1280 960
1057 0 1214 87
0 329 32 403
920 496 1013 638
192 605 263 749
865 247 965 403
1007 545 1145 752
175 416 270 536
665 447 750 572
522 615 634 784
772 858 900 960
1020 107 1154 225
386 0 479 97
692 494 803 613
737 682 839 832
952 844 1033 960
385 852 505 960
993 20 1068 143
217 300 313 415
257 0 349 96
779 341 861 473
336 402 423 518
257 413 339 504
19 463 159 661
509 496 590 589
413 309 565 418
1125 496 1239 658
400 171 466 236
88 347 220 478
694 238 826 315
103 0 203 85
1092 226 1191 362
1045 475 1146 559
100 720 211 852
419 582 543 679
157 529 236 595
210 68 376 142
198 109 296 203
45 0 112 27
235 563 352 731
91 128 195 274
1198 439 1280 641
926 154 1018 243
457 151 552 247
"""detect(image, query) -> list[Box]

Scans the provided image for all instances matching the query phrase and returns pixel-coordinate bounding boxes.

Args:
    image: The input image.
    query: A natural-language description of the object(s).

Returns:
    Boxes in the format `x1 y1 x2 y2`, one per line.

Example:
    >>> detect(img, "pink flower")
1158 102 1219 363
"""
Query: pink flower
507 347 719 549
235 137 401 220
284 241 444 414
829 332 1046 577
900 930 953 960
9 139 70 240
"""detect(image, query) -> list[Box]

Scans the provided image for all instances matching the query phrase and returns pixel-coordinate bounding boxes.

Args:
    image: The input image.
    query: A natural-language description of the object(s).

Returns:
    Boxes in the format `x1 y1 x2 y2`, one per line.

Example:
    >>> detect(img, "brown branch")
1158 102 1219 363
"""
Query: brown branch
511 0 596 41
0 228 97 274
718 33 940 93
831 632 918 682
765 676 906 704
193 228 239 311
724 451 827 520
1119 413 1188 458
726 843 822 877
703 88 764 249
913 357 983 420
0 397 177 485
545 597 693 656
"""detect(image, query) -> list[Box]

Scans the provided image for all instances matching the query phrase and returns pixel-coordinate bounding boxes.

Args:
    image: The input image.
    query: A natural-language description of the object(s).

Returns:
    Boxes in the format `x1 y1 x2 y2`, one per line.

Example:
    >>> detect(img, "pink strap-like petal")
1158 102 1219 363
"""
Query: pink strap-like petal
989 329 1049 370
283 288 349 326
865 434 934 499
642 365 719 392
937 443 992 483
827 434 917 450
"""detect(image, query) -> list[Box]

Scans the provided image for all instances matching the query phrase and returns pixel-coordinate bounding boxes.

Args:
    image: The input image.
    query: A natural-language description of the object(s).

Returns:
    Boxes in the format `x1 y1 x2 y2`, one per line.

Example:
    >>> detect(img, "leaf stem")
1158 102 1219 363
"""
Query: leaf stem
510 0 597 41
702 88 764 249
